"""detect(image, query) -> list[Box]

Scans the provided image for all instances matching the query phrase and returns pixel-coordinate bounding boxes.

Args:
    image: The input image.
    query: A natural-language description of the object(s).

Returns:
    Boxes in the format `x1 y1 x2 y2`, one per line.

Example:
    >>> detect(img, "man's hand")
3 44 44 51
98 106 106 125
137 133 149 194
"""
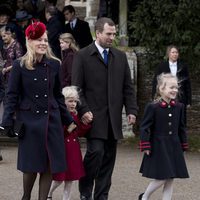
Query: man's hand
127 114 136 125
81 111 93 125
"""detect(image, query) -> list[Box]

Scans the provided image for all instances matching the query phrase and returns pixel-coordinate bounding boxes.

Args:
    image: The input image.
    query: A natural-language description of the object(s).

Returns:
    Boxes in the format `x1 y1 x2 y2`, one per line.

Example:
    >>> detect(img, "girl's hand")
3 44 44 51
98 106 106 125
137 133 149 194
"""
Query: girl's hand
67 122 77 133
144 150 151 155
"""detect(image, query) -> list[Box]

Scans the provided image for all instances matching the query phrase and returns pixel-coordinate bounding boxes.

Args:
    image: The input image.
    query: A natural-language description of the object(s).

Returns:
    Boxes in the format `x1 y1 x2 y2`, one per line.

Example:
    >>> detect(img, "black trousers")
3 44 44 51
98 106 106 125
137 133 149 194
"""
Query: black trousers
79 137 117 200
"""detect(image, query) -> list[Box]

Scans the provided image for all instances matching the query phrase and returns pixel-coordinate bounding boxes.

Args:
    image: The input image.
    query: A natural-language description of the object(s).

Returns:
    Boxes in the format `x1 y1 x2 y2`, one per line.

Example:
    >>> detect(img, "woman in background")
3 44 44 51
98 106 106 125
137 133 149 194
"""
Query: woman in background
152 45 191 124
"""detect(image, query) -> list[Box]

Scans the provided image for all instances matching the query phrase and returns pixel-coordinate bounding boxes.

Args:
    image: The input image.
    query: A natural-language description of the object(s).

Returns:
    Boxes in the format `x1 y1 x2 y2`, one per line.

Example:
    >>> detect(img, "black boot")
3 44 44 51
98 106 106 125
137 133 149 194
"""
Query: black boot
138 193 144 200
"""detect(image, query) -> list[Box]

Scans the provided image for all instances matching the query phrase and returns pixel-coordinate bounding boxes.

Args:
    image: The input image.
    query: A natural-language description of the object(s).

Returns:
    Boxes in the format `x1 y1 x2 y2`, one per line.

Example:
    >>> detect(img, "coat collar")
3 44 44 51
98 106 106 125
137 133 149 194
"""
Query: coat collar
159 99 176 108
88 42 116 57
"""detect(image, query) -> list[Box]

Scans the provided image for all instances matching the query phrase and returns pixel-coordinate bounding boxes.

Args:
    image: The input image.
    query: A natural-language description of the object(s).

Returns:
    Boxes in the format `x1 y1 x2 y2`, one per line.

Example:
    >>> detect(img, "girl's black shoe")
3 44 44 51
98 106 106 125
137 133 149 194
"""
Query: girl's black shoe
138 193 144 200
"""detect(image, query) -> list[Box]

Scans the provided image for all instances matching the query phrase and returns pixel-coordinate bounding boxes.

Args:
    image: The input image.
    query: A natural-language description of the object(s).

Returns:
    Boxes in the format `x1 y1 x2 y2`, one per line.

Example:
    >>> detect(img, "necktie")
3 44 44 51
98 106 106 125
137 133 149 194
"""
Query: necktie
70 22 74 30
103 49 108 65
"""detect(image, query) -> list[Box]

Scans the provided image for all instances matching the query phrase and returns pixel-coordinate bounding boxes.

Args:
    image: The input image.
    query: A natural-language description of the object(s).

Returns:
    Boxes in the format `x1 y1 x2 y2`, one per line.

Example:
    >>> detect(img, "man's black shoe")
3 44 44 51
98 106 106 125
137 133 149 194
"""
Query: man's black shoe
138 193 144 200
80 195 92 200
0 154 3 161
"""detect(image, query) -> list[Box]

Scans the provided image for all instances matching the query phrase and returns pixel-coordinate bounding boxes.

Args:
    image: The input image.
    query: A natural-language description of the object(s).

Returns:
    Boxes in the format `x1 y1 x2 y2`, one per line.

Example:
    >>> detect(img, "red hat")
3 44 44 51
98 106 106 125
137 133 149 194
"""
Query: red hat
25 21 46 40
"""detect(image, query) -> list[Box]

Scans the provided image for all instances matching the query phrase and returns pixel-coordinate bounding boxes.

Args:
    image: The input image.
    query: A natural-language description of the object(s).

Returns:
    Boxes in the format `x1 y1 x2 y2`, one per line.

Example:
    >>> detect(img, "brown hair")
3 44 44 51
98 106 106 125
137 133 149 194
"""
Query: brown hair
165 45 179 59
95 17 115 33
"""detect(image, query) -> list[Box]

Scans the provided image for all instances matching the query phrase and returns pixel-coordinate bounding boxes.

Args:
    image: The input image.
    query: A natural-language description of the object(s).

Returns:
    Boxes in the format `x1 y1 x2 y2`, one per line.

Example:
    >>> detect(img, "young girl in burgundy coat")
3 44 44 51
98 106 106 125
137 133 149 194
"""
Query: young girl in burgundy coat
48 86 91 200
139 73 189 200
59 33 79 88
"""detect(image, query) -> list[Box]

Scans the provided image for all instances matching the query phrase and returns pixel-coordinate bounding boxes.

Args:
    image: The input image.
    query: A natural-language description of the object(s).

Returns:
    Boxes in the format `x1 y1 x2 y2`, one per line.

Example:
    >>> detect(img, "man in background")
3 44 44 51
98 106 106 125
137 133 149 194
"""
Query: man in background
63 5 93 49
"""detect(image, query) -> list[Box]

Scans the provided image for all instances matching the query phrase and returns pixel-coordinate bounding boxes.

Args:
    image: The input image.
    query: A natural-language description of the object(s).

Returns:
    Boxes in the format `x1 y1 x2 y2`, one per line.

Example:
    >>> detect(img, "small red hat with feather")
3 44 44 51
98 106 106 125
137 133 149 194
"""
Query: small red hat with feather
25 21 46 40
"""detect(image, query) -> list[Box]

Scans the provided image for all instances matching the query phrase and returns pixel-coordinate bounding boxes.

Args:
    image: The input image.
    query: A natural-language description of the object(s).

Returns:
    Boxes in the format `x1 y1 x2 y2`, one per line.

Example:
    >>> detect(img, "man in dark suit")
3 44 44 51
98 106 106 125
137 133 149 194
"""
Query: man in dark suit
63 5 93 49
45 5 64 58
152 45 192 124
72 17 138 200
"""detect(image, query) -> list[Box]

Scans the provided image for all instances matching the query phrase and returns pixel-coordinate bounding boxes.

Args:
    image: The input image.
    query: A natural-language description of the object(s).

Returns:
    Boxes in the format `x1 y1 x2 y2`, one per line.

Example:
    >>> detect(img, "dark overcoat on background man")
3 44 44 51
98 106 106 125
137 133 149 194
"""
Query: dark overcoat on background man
65 18 93 49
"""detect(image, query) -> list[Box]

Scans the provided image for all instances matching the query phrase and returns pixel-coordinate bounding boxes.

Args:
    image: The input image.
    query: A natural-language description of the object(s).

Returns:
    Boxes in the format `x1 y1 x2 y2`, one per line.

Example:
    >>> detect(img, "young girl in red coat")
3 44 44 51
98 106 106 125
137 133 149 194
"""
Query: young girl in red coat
139 73 189 200
48 86 91 200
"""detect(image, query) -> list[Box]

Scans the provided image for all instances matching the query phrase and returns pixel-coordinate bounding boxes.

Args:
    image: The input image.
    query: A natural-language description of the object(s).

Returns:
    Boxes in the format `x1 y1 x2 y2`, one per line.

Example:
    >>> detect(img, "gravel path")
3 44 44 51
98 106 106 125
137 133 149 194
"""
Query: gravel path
0 144 199 200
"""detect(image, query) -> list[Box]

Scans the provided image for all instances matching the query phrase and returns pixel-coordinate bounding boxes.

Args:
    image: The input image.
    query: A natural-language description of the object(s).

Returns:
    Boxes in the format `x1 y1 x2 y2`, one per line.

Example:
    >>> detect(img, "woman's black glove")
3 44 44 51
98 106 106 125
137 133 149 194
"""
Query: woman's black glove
0 125 16 137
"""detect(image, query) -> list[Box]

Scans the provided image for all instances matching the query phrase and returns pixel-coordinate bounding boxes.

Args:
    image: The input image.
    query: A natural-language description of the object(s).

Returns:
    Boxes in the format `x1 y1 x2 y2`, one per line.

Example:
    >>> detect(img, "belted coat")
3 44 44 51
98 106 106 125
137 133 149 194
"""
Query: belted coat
72 42 138 140
2 58 73 173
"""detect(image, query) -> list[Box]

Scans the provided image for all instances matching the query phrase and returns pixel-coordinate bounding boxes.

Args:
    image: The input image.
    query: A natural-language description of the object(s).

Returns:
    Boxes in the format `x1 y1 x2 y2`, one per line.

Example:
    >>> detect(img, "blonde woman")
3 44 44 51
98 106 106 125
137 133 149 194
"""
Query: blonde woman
1 21 75 200
59 33 79 87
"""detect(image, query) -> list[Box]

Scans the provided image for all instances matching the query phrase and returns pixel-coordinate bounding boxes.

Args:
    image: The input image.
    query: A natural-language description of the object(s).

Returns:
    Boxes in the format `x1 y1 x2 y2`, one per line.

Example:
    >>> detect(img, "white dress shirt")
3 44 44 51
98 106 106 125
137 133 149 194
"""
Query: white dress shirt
169 61 177 76
95 41 109 59
70 18 77 29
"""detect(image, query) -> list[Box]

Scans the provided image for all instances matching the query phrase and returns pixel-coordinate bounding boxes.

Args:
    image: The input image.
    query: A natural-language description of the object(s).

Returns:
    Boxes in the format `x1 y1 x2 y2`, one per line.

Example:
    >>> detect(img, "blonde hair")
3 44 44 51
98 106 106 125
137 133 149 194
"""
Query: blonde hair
62 86 80 102
20 32 61 70
154 73 178 101
59 33 79 52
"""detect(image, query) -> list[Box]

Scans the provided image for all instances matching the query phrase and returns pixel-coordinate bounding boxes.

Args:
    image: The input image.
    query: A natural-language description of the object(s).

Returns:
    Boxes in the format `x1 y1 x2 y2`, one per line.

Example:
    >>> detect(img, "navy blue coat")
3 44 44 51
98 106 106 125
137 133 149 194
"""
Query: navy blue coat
2 58 73 173
139 100 189 179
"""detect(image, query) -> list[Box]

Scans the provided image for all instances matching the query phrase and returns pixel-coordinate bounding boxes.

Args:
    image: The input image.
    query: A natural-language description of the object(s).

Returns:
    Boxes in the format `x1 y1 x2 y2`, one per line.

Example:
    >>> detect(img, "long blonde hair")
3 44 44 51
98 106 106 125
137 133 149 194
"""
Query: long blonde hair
59 33 79 52
20 33 61 70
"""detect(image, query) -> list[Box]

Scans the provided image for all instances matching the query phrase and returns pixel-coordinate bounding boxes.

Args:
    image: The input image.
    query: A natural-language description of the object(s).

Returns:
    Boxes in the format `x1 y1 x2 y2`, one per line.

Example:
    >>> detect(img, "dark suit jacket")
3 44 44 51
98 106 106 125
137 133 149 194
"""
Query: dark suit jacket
46 16 64 59
152 60 192 105
72 42 138 140
64 18 93 49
